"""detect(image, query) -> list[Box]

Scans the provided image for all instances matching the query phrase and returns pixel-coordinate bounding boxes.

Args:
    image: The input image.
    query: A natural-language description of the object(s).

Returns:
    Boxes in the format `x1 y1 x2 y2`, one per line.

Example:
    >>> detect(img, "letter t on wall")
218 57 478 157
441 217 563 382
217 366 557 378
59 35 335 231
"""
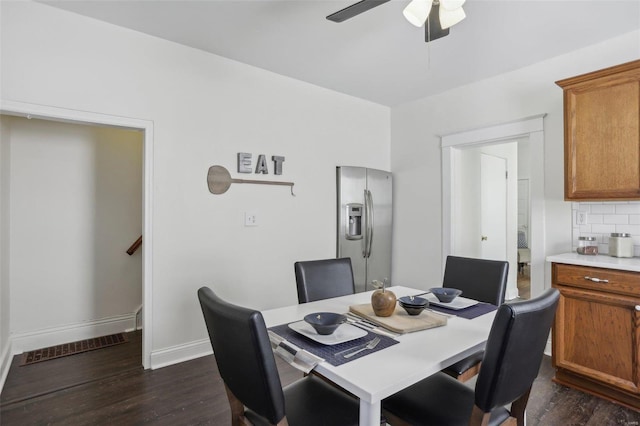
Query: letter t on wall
272 156 285 175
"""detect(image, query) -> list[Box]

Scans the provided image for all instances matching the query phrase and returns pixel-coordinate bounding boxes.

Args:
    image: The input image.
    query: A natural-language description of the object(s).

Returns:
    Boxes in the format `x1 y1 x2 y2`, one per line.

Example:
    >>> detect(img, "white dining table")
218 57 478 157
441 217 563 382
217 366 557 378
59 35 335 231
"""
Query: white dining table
261 286 496 426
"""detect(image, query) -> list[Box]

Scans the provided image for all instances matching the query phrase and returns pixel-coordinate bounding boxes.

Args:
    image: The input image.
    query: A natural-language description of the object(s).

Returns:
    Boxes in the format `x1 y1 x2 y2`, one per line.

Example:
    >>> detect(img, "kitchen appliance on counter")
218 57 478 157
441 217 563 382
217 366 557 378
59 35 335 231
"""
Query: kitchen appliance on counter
337 166 392 293
609 233 634 258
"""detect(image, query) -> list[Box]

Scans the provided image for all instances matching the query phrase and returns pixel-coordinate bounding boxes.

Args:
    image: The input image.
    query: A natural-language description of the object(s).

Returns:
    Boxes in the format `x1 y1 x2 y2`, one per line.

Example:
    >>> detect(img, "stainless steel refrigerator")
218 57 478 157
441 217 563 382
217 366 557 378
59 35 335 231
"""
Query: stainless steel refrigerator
336 166 392 293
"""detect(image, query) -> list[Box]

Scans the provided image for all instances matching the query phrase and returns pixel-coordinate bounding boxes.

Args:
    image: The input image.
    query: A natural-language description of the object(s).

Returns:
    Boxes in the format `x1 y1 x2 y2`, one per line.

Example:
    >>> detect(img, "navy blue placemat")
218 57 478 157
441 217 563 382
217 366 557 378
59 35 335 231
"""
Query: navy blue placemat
269 323 399 367
429 302 497 319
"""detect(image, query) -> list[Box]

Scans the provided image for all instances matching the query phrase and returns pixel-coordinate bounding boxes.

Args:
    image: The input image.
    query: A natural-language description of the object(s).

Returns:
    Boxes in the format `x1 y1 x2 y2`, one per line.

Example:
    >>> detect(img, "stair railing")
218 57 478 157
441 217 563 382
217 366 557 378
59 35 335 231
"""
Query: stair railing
127 235 143 256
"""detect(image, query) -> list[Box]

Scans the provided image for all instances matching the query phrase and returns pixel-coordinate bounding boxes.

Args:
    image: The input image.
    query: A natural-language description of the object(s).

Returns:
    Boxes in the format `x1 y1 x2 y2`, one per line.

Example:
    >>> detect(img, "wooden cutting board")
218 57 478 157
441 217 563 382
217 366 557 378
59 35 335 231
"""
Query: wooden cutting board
349 303 447 334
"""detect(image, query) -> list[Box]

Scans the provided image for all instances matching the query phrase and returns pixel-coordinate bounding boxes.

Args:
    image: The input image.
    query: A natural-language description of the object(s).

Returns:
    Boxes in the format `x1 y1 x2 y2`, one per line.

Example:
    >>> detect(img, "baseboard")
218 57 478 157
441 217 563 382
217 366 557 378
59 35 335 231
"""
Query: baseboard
11 313 136 354
150 338 212 370
135 305 143 330
506 288 520 301
0 337 13 394
544 336 552 357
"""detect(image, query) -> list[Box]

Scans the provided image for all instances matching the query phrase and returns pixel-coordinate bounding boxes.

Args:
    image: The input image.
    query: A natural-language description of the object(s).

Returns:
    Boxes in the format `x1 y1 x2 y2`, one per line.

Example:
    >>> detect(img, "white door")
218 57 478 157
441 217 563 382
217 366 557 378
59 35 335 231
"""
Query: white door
480 153 507 260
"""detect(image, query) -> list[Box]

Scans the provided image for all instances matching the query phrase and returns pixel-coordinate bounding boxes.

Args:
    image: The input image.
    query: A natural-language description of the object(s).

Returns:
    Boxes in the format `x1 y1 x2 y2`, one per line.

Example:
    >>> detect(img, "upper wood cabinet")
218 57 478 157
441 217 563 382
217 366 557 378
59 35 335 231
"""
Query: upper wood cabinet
556 60 640 200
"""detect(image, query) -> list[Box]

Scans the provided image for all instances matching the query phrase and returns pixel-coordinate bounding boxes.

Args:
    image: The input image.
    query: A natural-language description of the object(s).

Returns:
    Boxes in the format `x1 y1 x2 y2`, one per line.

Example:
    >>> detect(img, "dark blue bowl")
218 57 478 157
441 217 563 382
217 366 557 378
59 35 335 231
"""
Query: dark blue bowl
398 296 429 307
429 287 462 303
399 301 427 316
304 312 347 335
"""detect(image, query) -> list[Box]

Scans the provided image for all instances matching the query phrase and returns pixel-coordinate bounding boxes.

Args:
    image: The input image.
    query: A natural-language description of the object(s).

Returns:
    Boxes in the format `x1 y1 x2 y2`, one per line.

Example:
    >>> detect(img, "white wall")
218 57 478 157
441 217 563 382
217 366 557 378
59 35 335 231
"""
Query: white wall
391 30 640 293
5 116 143 340
518 138 531 180
0 1 390 365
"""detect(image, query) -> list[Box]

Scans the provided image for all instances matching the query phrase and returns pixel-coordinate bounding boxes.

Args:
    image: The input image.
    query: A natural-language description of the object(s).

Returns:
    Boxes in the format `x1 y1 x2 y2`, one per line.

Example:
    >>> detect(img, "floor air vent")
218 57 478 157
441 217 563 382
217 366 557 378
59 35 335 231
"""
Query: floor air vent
20 333 129 366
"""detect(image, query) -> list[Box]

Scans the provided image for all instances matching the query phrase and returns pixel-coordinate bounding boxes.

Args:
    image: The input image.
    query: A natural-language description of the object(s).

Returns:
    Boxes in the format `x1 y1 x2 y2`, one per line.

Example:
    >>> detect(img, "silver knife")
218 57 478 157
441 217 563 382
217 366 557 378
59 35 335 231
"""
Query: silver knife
346 316 399 338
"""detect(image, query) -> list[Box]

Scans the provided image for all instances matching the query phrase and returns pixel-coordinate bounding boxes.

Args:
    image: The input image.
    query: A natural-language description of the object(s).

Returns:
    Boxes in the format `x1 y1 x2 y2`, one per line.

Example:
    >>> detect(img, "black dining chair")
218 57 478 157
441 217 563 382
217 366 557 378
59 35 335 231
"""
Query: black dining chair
382 288 559 426
197 286 360 426
294 257 355 304
441 255 509 382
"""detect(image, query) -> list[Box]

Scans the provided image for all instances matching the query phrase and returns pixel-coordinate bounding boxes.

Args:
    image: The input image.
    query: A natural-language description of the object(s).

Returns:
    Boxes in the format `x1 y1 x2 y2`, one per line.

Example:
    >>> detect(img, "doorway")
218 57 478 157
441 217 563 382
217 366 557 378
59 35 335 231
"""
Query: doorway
517 178 531 299
0 100 153 369
450 142 517 296
442 115 545 301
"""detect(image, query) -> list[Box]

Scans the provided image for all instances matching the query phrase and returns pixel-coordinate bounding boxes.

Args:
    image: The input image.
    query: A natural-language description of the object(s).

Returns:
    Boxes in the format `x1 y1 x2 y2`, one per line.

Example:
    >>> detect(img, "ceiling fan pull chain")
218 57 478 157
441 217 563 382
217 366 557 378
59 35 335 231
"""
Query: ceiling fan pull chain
426 17 432 69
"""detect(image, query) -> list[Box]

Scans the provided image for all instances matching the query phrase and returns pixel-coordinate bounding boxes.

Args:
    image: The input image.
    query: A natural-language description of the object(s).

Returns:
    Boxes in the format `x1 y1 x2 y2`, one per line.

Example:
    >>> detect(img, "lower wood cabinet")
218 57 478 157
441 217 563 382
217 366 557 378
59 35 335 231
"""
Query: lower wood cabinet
552 262 640 411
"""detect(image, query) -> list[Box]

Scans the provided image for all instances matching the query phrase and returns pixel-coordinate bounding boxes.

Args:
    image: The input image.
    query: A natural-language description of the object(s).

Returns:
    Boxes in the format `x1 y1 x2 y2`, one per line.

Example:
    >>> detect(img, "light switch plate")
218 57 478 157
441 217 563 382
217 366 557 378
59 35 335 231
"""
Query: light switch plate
576 211 588 225
245 212 258 227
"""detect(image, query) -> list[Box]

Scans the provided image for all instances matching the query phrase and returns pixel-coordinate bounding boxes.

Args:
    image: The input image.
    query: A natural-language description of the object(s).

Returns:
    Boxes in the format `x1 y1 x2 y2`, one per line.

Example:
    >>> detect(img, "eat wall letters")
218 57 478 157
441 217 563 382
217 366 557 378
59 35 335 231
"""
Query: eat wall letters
237 153 285 175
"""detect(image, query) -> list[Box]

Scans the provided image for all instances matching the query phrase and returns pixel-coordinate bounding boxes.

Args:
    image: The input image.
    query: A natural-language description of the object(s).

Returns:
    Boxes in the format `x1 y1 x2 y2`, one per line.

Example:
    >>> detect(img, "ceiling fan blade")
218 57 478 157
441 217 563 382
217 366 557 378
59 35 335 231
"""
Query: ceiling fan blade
326 0 391 22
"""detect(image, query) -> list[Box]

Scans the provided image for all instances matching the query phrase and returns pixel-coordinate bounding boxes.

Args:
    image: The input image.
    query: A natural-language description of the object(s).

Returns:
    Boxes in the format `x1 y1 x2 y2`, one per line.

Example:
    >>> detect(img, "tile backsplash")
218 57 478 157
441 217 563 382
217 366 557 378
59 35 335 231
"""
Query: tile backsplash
572 202 640 257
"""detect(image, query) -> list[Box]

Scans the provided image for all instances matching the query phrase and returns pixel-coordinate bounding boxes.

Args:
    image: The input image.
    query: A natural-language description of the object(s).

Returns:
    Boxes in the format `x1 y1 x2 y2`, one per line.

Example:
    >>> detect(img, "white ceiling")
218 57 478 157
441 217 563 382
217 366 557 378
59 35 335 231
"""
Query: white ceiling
40 0 640 106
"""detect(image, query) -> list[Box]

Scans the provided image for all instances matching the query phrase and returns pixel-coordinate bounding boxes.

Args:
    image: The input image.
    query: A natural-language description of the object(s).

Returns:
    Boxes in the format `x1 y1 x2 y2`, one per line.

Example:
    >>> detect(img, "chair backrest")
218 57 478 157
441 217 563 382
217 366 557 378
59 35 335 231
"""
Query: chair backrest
442 256 509 305
474 288 560 412
294 257 355 303
197 286 286 424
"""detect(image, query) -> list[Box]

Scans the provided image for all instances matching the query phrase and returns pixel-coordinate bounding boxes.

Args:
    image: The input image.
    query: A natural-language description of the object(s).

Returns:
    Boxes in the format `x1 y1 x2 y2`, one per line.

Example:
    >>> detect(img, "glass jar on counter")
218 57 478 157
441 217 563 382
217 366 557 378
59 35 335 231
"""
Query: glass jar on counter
577 236 598 255
609 233 634 258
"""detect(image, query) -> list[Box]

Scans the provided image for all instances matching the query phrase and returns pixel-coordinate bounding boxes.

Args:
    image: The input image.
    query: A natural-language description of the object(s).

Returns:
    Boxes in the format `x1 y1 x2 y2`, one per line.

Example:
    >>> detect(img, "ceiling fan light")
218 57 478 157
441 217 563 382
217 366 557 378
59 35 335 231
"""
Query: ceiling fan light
439 0 466 11
439 6 465 29
403 0 434 27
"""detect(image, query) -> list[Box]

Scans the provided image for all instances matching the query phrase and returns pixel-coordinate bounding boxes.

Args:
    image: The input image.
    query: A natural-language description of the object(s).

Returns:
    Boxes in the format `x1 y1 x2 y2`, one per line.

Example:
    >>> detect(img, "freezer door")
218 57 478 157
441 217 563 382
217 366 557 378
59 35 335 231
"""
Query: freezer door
337 167 367 293
365 168 393 289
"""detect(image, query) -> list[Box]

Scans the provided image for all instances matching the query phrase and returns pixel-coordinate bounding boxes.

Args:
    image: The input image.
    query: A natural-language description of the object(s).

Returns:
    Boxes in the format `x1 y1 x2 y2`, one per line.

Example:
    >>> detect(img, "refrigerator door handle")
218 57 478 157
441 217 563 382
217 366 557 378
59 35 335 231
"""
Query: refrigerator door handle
365 189 374 258
362 189 368 258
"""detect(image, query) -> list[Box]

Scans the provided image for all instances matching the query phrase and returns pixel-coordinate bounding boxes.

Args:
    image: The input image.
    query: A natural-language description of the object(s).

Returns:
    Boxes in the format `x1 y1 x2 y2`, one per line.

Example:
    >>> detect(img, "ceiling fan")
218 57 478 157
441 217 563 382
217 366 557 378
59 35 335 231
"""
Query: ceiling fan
326 0 467 43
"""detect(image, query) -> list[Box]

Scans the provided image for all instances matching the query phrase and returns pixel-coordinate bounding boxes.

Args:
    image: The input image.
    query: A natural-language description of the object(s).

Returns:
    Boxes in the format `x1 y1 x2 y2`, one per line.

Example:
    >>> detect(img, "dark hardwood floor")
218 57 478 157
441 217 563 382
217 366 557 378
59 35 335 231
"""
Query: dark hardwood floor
1 330 639 425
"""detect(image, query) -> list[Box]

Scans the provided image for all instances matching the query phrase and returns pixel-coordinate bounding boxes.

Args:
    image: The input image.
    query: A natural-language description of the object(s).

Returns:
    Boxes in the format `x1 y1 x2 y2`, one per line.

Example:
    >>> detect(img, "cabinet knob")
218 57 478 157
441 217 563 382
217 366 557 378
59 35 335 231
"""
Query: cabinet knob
635 305 640 311
584 276 609 283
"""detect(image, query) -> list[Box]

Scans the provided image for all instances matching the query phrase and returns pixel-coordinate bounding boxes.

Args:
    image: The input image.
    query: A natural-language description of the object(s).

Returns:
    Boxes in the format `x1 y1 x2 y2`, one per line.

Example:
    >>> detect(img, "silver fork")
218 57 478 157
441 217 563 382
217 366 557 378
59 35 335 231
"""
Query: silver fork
343 336 381 358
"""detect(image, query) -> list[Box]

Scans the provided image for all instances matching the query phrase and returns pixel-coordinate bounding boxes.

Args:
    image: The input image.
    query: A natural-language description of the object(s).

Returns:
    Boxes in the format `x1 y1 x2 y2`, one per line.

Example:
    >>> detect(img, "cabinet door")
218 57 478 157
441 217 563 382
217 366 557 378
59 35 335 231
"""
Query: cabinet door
558 60 640 200
553 285 640 394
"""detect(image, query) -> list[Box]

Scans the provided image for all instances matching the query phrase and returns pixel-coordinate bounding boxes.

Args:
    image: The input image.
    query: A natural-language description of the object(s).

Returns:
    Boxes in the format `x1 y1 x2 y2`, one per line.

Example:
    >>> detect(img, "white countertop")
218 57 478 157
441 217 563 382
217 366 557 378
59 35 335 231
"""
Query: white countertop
546 252 640 272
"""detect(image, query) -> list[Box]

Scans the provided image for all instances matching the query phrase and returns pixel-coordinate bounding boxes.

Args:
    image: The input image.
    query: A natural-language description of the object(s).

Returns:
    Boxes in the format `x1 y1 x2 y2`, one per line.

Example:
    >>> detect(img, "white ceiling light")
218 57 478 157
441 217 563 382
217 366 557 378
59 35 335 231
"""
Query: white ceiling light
403 0 434 27
439 4 466 29
327 0 466 44
403 0 466 29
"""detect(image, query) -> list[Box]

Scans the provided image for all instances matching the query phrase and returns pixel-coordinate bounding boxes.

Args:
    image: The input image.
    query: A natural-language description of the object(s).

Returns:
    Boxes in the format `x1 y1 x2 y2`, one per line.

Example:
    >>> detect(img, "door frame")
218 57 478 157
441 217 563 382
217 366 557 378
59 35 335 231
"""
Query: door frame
441 115 545 300
1 100 154 369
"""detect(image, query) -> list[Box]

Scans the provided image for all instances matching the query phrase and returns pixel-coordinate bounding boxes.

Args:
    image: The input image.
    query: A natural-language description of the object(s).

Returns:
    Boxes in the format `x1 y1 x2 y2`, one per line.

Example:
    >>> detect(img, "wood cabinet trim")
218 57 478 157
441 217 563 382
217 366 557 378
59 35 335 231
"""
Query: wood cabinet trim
556 59 640 88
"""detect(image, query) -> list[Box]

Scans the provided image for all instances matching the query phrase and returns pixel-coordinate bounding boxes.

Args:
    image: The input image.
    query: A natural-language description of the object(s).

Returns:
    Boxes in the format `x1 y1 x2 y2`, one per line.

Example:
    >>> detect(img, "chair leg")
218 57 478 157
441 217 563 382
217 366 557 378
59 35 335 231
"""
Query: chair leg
469 405 492 426
382 408 413 426
509 387 531 426
224 383 251 426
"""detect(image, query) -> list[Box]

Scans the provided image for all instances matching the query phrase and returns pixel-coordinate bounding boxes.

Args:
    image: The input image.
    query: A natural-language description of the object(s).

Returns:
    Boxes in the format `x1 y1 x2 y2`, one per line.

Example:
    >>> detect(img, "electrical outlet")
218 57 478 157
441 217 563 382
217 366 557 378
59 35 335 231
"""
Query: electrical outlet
576 211 588 225
244 212 258 227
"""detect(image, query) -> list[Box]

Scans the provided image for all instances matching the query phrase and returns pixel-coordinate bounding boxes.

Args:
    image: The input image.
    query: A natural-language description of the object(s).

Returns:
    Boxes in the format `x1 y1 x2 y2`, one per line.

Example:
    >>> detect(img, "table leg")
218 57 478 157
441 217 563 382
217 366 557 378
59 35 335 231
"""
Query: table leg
359 399 381 426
